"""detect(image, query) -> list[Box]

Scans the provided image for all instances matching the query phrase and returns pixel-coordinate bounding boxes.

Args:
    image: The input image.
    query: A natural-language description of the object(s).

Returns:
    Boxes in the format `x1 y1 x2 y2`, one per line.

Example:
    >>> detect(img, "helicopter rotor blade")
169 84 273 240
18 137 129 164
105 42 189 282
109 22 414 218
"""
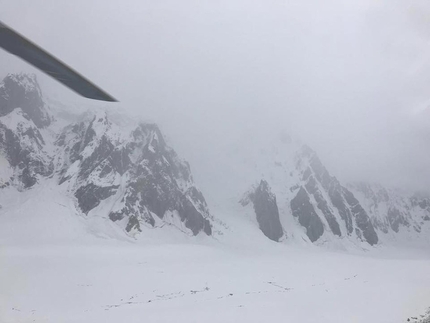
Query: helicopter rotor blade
0 20 117 102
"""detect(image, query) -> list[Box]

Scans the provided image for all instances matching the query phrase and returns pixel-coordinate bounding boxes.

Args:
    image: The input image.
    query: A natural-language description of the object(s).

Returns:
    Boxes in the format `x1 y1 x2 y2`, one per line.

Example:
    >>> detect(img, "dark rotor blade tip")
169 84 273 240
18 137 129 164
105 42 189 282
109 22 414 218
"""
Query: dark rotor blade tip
0 20 118 102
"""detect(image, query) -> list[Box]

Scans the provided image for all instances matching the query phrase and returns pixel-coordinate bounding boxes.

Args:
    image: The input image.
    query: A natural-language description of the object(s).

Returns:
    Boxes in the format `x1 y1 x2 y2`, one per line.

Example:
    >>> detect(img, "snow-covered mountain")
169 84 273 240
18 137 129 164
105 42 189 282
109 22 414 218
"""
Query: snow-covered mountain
0 73 212 237
233 138 430 247
0 73 429 247
348 182 430 241
0 74 53 189
292 146 378 245
198 126 430 248
226 140 378 246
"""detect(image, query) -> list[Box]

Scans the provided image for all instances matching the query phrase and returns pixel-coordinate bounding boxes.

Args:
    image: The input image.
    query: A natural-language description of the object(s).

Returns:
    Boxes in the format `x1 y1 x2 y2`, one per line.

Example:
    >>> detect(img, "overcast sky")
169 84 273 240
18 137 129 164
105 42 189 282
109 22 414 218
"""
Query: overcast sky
2 0 430 192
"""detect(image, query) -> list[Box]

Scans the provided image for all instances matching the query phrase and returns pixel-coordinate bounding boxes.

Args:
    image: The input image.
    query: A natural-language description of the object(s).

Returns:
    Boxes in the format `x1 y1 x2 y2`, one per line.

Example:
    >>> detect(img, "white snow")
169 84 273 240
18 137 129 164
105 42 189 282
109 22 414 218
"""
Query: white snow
1 237 430 322
1 182 430 323
0 108 33 132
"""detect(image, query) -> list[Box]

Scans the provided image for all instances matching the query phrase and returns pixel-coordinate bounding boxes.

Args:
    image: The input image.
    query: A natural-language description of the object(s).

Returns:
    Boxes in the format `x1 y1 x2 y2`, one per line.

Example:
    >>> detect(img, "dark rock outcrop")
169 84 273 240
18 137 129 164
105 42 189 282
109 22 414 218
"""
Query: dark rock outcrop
293 146 378 245
343 188 378 245
386 207 407 233
304 175 341 236
290 186 324 242
0 73 51 127
241 180 283 241
0 74 53 189
75 183 119 215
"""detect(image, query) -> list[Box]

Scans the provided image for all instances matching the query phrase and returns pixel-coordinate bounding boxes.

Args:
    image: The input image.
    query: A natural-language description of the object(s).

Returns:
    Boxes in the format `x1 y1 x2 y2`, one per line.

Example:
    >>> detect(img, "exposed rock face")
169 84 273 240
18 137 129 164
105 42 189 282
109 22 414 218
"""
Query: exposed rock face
57 111 212 235
292 146 378 245
0 73 212 237
240 145 383 246
0 74 51 127
0 74 53 189
343 189 378 245
75 183 120 215
241 180 283 241
349 182 429 235
304 175 341 237
290 187 324 242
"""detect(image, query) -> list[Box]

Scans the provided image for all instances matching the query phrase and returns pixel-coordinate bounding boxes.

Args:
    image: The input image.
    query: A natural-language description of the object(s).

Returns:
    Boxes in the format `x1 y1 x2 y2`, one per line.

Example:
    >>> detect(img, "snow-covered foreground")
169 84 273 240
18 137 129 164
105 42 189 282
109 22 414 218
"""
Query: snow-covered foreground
0 183 429 322
1 240 430 323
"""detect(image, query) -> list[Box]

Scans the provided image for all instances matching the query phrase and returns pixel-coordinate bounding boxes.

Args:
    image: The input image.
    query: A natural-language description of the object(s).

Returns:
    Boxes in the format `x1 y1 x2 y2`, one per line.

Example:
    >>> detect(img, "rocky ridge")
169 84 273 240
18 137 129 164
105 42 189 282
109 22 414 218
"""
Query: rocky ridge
240 143 429 246
0 73 212 236
240 180 284 242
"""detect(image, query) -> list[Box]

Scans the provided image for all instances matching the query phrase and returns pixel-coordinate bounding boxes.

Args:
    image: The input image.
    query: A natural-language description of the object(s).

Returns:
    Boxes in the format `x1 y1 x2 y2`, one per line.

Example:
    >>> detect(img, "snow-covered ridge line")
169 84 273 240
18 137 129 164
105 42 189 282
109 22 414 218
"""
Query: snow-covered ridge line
0 72 429 247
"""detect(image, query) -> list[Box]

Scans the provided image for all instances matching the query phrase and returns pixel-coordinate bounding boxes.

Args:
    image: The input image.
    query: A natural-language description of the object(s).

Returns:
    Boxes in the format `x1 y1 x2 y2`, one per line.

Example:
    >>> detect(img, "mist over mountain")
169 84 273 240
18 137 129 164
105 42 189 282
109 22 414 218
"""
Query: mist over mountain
1 73 429 249
3 0 430 195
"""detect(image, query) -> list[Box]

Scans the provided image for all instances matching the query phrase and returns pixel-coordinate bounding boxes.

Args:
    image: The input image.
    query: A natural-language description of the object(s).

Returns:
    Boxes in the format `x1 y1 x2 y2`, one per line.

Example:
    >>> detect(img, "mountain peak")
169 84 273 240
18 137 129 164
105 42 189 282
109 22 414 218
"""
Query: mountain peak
0 73 51 128
4 73 40 92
